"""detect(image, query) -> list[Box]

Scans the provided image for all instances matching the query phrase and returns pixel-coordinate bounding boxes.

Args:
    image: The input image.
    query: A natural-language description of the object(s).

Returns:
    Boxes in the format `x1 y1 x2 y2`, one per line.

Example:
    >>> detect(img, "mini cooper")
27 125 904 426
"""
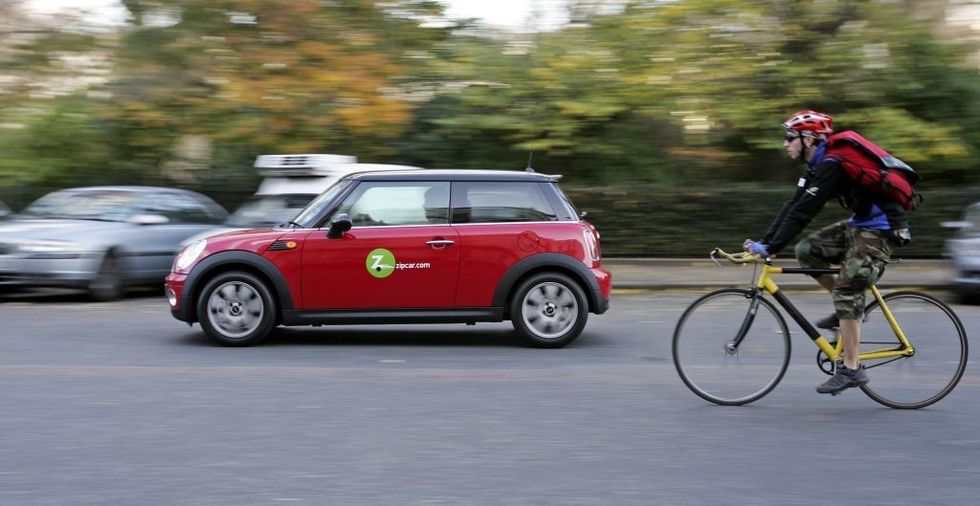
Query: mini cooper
166 169 611 347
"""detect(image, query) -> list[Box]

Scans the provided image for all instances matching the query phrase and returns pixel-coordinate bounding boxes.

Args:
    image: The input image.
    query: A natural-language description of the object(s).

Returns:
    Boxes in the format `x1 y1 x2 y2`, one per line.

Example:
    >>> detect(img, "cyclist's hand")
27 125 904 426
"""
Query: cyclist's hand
743 239 769 256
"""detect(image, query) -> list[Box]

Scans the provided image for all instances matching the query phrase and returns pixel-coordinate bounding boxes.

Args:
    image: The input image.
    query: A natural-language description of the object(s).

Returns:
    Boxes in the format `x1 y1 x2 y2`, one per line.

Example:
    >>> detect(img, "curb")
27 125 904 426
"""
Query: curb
603 257 953 291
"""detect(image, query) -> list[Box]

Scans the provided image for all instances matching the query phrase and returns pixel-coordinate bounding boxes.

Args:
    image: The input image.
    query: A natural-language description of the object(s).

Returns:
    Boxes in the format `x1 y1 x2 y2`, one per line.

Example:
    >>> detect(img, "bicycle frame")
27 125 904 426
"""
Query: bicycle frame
717 249 915 363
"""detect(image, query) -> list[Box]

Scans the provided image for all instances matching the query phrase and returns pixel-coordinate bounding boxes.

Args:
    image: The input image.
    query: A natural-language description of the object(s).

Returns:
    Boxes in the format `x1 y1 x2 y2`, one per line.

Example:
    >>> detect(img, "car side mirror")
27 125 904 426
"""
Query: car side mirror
327 213 352 239
129 214 170 225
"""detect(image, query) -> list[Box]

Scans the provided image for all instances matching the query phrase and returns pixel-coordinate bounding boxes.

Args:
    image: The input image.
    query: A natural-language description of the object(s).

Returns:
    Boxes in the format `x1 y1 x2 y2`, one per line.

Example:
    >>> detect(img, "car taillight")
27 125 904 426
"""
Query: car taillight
583 228 601 263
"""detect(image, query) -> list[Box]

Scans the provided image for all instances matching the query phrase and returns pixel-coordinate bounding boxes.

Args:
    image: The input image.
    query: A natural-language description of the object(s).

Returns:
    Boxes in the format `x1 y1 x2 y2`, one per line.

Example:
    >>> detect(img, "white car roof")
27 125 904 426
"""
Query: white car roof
254 162 424 196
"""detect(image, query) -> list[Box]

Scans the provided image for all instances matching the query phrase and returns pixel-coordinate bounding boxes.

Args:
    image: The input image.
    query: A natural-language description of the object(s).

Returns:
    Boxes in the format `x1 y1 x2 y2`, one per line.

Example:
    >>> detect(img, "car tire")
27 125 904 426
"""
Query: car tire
89 252 125 301
197 271 277 346
510 272 588 348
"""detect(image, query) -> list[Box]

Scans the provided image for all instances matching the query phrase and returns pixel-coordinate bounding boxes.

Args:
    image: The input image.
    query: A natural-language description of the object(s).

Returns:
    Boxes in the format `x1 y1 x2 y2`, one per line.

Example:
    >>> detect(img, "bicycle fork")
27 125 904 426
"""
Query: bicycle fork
726 287 841 360
726 289 764 355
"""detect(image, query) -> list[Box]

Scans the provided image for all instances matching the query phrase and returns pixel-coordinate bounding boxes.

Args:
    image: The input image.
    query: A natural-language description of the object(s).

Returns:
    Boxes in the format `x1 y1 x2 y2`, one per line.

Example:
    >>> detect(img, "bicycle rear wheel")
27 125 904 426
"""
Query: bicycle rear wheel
673 288 791 406
859 291 969 409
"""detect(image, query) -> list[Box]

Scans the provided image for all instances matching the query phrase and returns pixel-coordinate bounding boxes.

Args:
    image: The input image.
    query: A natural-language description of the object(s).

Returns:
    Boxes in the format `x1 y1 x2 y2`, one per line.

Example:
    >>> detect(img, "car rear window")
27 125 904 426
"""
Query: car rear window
450 182 559 224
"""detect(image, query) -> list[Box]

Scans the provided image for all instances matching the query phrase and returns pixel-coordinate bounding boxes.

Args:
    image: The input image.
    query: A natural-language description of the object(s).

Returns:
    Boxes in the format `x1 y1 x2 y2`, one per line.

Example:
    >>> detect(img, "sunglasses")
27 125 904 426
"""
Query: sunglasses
784 134 799 142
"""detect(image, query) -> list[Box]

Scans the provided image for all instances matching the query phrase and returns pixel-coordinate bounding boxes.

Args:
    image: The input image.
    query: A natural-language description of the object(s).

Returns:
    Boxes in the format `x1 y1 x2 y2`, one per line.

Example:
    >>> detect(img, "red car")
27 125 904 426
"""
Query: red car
166 170 611 347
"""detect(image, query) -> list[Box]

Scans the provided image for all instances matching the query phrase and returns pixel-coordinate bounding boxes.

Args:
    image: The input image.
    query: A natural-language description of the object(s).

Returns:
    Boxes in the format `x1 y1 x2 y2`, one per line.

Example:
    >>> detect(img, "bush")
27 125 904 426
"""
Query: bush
564 184 976 258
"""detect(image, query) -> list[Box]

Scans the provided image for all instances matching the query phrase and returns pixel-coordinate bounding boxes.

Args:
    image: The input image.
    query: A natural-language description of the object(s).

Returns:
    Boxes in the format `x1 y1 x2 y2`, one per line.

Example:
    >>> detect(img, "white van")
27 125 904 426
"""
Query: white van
184 154 422 243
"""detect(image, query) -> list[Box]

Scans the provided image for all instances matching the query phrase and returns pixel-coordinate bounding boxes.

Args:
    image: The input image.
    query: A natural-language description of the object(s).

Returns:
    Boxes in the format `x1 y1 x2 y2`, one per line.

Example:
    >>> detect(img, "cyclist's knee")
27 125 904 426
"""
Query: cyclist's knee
795 239 821 268
832 290 865 321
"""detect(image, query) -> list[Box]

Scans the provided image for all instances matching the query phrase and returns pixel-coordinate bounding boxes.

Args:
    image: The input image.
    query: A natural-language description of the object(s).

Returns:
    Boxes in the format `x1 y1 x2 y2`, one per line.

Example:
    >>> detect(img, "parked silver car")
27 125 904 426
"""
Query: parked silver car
943 202 980 301
0 186 227 300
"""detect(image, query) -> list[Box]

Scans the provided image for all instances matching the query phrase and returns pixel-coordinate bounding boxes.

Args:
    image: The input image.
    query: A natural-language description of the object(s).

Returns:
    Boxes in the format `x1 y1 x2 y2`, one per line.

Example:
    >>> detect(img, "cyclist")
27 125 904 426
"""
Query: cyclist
743 110 910 396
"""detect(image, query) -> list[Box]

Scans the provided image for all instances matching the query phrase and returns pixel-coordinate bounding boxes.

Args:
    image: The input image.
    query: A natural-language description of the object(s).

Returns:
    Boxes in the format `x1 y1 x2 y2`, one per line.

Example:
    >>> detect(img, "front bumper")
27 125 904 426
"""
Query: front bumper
0 254 100 288
950 255 980 294
165 272 191 322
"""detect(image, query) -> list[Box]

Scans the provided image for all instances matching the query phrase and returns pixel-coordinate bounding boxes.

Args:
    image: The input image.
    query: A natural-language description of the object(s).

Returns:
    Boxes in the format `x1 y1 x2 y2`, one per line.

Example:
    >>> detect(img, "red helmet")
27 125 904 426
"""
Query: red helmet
783 110 833 137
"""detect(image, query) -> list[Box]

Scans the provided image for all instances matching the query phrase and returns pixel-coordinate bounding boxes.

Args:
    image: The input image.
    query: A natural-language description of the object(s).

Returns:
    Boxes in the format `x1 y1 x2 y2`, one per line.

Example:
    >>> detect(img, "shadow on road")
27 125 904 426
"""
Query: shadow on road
173 326 609 349
0 286 163 303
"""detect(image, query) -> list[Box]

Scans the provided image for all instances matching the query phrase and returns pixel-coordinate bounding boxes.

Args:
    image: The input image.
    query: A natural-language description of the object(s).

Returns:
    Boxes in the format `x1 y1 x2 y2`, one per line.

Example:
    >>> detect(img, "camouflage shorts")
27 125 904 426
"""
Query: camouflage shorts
793 220 896 320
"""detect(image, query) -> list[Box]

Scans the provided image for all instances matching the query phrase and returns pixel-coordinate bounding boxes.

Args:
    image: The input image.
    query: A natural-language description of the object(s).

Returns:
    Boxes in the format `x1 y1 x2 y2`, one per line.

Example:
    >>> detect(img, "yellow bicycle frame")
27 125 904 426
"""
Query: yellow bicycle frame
716 249 915 363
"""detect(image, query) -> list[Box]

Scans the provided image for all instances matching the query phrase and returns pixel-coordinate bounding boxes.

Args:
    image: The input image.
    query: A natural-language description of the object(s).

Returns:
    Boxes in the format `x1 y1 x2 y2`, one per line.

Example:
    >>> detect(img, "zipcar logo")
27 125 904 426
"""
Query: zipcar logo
365 248 432 279
366 248 396 278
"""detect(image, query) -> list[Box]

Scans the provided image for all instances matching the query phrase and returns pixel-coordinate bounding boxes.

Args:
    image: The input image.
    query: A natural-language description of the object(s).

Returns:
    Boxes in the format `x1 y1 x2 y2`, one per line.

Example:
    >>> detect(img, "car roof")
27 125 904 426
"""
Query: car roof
54 186 197 194
344 169 560 183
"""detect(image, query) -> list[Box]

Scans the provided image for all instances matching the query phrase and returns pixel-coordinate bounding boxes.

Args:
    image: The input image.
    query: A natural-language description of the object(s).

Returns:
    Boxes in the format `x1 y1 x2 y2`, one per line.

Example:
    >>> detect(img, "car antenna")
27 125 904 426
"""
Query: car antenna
525 122 536 173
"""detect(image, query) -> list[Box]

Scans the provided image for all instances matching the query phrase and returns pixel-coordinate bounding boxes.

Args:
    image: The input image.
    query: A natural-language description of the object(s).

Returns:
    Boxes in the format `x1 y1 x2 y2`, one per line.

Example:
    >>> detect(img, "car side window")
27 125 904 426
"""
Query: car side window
140 193 220 224
335 182 450 227
451 182 559 224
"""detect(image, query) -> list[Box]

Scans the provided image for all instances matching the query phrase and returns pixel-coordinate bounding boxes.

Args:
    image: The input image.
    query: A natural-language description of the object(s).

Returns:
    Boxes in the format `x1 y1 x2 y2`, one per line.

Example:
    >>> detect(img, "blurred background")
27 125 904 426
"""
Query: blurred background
1 0 979 256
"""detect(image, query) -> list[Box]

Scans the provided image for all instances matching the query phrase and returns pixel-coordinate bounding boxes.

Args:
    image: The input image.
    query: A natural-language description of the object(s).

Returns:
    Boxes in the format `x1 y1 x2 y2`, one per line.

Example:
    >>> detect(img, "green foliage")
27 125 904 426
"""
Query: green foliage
1 0 979 250
564 184 977 258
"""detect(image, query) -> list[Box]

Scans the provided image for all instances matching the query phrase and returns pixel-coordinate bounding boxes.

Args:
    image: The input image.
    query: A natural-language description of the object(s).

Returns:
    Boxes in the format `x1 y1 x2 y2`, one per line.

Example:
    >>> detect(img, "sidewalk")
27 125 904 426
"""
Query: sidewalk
603 258 954 290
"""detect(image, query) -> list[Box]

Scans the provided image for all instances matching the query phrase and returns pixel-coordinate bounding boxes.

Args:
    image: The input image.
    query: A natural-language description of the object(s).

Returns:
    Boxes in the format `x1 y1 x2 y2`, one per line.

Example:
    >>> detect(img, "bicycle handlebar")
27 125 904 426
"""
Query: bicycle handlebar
710 247 763 266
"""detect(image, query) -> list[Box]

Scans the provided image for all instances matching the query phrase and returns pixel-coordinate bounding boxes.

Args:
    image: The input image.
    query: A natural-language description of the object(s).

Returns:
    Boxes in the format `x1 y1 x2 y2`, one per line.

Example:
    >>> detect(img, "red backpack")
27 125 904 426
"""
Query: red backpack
823 131 921 211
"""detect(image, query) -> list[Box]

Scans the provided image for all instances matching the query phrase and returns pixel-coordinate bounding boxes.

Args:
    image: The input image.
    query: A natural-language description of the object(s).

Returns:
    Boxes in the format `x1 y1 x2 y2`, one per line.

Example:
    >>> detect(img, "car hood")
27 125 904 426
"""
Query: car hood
179 226 242 249
0 219 134 241
196 227 293 256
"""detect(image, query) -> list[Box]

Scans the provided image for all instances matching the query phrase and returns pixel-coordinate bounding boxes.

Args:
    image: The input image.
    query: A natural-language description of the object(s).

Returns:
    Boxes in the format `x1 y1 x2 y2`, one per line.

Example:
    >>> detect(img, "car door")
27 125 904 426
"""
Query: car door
301 181 460 310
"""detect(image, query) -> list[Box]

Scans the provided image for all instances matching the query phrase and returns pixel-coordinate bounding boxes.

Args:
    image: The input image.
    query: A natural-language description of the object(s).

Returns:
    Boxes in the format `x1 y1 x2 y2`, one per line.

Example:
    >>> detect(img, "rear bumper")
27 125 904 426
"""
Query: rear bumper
591 266 612 314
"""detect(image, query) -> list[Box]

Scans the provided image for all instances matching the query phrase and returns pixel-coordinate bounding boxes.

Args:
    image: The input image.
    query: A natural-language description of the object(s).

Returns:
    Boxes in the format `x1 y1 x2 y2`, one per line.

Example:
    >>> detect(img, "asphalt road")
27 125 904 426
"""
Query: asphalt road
1 290 978 505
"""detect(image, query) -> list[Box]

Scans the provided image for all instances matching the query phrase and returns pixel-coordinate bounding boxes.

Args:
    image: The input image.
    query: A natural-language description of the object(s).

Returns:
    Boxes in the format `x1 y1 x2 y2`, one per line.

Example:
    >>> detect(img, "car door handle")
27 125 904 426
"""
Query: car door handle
426 239 455 248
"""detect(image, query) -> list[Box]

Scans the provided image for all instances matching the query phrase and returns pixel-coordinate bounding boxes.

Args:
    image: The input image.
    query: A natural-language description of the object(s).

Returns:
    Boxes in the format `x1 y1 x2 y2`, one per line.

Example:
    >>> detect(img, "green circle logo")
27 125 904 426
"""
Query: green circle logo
366 248 396 278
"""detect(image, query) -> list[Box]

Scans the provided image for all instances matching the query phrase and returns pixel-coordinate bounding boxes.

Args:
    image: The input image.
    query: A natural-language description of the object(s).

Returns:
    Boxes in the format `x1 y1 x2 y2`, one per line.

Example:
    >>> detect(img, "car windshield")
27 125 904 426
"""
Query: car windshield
19 190 141 222
291 180 352 228
225 194 317 227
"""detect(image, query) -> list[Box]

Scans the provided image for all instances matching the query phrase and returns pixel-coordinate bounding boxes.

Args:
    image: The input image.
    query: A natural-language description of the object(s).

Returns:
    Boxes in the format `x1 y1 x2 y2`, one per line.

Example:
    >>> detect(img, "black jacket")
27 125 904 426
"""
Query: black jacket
762 157 909 255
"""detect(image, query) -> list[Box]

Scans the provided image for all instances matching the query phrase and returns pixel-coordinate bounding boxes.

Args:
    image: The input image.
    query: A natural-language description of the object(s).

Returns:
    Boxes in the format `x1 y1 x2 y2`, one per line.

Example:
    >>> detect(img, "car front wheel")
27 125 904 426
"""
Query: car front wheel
89 253 125 301
510 272 589 348
197 271 277 346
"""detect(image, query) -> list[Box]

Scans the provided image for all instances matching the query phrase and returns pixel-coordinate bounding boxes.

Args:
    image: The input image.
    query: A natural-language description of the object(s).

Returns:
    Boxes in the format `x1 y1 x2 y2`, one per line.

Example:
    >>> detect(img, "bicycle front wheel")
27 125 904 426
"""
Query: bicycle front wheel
673 289 791 406
859 291 969 409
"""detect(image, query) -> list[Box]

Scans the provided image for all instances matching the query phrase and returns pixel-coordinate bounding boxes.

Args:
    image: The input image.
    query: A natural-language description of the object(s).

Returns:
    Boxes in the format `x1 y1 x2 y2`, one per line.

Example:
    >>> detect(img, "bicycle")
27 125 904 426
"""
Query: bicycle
672 248 969 409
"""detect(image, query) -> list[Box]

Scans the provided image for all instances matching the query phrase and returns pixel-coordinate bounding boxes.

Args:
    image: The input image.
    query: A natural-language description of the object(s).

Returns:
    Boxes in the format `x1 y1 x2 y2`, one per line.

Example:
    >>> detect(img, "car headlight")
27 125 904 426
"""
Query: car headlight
174 239 207 273
18 239 86 258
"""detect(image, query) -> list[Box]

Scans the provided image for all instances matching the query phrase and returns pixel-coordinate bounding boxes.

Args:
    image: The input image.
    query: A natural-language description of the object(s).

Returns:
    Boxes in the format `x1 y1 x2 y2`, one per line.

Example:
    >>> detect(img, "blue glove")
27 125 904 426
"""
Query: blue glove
743 240 770 256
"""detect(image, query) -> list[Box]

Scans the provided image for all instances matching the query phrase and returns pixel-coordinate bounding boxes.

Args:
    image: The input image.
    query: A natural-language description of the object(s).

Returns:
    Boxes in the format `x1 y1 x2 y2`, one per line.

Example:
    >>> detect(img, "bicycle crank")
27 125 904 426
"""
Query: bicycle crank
816 342 838 376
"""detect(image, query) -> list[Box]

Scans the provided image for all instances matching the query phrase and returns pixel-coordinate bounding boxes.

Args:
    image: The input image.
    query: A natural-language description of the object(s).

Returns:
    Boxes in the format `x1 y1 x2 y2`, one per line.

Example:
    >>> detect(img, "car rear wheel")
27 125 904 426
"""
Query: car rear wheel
197 271 277 346
510 272 588 348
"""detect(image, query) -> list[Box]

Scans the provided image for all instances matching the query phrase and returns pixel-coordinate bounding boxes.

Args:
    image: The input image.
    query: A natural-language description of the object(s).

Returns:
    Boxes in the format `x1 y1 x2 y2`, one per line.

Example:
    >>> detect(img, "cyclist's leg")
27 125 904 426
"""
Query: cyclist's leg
794 220 848 293
834 227 893 370
796 221 848 330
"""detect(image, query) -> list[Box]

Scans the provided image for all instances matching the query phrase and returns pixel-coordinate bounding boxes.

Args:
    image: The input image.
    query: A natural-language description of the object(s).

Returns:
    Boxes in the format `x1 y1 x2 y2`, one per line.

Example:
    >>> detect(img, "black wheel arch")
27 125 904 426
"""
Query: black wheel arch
181 250 294 323
492 253 604 315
